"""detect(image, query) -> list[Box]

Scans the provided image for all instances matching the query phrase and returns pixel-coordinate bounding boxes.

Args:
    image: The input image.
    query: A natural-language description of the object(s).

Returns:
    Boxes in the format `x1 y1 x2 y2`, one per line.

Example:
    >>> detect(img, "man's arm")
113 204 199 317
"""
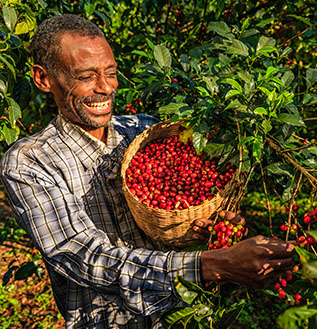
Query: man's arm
201 235 295 288
1 163 201 316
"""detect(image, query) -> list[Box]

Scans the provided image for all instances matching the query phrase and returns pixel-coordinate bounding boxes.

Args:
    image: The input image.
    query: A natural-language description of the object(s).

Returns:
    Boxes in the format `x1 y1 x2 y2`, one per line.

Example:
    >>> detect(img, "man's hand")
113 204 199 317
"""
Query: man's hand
192 210 246 242
200 235 295 289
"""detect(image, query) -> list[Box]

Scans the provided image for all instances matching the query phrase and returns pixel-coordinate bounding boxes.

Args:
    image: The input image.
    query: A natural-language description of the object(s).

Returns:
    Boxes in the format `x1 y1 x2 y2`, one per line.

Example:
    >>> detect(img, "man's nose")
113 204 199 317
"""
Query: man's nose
94 75 113 94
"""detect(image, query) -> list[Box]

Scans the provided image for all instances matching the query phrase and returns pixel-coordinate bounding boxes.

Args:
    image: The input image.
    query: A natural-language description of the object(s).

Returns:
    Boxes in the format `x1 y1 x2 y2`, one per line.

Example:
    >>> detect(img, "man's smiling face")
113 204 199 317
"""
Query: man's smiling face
50 33 118 129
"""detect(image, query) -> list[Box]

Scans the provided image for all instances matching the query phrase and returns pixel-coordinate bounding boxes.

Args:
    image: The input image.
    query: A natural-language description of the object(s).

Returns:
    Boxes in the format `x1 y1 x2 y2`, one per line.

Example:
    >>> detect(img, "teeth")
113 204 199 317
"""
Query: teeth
85 100 110 109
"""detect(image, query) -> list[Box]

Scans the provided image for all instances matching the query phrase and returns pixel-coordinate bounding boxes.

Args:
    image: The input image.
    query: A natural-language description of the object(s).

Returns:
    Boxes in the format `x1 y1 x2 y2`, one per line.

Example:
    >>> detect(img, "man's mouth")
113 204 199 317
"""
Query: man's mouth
83 100 111 113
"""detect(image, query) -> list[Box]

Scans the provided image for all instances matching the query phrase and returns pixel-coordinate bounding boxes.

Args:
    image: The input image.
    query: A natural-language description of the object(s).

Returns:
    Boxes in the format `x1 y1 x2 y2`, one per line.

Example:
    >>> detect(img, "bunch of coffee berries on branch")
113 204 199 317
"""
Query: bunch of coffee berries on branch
207 220 245 249
303 207 317 225
125 135 237 210
280 206 317 249
125 98 143 114
273 267 302 304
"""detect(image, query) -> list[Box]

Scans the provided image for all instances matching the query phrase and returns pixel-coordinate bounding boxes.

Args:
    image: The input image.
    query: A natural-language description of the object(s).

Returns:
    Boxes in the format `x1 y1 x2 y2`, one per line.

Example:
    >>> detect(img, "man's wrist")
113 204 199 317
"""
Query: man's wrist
200 249 230 283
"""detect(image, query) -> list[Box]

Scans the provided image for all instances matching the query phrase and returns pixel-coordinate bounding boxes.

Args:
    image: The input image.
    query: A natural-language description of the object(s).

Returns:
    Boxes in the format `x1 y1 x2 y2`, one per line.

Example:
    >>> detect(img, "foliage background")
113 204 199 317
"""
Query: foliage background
0 0 316 328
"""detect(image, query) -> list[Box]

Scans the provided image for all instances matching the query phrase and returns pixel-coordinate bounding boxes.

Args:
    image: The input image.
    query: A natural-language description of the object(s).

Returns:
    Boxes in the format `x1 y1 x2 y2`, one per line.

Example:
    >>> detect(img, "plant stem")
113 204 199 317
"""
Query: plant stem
260 162 273 237
266 137 317 190
285 173 302 241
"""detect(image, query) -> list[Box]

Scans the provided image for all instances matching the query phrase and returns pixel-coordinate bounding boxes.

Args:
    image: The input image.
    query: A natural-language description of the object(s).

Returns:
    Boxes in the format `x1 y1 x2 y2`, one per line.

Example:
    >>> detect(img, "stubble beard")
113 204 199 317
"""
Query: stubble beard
73 92 116 128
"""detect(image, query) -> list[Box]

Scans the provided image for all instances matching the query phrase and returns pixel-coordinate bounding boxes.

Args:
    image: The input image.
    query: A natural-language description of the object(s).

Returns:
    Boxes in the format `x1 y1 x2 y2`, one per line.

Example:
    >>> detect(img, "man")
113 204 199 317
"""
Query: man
1 14 294 328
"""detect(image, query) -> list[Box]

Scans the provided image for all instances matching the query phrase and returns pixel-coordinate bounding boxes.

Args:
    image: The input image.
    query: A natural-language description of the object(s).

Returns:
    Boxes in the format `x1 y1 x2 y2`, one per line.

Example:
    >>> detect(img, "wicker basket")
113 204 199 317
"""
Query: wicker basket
121 120 243 247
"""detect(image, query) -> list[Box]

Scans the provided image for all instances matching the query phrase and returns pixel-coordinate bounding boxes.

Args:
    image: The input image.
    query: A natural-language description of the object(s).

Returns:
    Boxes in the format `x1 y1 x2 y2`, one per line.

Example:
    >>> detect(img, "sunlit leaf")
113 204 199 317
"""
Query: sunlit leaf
256 36 276 53
277 305 317 329
154 45 171 70
226 39 249 57
2 5 17 31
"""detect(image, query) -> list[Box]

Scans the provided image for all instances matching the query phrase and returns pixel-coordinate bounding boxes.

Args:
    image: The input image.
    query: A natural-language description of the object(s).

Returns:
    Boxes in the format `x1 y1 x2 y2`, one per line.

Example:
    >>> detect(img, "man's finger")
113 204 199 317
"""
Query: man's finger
219 210 246 226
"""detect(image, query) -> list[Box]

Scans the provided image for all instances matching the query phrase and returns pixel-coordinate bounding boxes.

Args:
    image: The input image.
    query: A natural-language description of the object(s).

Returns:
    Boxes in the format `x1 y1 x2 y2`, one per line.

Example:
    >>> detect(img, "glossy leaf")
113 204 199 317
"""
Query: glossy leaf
2 5 17 31
154 45 171 70
226 39 249 57
277 305 317 329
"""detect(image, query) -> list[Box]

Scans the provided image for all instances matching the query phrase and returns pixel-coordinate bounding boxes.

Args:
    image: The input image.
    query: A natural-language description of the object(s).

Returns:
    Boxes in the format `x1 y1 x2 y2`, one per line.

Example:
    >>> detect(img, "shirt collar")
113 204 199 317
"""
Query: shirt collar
55 114 124 170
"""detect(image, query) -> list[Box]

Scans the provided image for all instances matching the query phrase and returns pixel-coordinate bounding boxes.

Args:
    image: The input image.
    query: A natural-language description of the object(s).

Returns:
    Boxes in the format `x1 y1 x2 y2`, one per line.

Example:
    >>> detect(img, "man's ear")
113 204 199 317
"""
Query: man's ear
31 65 54 92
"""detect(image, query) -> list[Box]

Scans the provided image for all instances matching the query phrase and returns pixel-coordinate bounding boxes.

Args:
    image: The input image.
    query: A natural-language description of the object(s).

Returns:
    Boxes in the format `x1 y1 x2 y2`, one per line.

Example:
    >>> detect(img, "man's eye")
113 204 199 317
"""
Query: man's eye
106 72 117 78
78 76 93 81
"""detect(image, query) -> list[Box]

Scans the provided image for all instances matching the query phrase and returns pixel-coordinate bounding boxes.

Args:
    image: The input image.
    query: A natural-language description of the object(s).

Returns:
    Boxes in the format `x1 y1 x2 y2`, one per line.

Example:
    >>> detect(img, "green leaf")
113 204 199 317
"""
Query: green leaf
175 283 198 305
13 77 32 110
305 68 317 89
0 54 16 80
281 71 295 87
265 163 293 177
0 228 8 245
225 89 241 100
265 66 278 78
237 71 253 84
84 2 96 16
241 17 250 32
192 132 207 155
202 76 219 94
256 18 275 27
281 47 292 57
179 54 191 72
240 28 259 39
287 14 313 27
277 305 317 329
308 231 317 241
302 158 317 169
7 97 22 125
252 139 261 161
257 46 276 55
226 39 249 57
254 107 268 115
205 142 225 157
38 0 48 9
162 307 195 328
262 119 272 133
158 102 187 115
14 21 29 34
14 261 39 280
222 78 243 93
131 50 149 58
2 124 18 145
207 21 233 39
154 45 171 70
256 36 276 53
3 266 18 285
2 5 17 31
277 113 305 126
237 136 254 148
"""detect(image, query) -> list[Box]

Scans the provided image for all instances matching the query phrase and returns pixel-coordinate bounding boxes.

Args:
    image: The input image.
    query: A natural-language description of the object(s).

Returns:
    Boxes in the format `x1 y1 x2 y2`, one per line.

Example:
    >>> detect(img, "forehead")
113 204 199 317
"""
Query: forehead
58 33 116 70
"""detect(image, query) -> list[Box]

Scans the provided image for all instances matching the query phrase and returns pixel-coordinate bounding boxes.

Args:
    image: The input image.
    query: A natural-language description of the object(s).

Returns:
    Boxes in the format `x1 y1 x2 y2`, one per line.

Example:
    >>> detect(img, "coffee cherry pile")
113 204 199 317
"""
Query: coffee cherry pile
207 220 245 249
125 135 236 210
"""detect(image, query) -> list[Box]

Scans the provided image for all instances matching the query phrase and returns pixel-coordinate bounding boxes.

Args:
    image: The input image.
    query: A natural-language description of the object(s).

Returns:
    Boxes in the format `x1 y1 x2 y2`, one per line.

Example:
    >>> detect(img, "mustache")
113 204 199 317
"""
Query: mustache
78 91 116 104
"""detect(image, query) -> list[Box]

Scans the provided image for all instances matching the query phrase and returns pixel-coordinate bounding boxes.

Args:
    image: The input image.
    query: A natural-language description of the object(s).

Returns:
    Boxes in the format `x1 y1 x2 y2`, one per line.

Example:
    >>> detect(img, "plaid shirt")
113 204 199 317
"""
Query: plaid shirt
1 113 201 329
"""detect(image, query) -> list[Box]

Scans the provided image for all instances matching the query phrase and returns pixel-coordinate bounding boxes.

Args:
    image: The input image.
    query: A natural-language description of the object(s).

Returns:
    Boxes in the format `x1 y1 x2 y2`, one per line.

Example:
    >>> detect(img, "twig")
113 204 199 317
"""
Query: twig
260 162 273 237
236 121 243 173
303 117 317 120
286 173 302 241
281 142 317 153
266 137 317 190
117 70 136 86
283 24 317 46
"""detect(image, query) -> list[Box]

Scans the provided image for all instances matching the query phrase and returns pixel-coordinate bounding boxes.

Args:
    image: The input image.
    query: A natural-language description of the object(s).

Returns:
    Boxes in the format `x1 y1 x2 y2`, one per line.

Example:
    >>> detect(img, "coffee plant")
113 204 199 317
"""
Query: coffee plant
0 0 316 328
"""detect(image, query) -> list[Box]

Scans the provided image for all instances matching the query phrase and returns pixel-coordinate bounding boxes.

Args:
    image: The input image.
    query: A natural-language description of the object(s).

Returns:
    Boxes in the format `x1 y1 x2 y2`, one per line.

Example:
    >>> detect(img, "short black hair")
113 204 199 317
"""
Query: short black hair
31 14 104 77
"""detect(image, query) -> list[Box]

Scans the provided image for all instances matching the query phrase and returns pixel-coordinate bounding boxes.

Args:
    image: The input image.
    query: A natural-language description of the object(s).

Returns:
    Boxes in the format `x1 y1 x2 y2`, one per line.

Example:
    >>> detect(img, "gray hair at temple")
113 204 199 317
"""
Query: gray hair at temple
30 14 104 77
